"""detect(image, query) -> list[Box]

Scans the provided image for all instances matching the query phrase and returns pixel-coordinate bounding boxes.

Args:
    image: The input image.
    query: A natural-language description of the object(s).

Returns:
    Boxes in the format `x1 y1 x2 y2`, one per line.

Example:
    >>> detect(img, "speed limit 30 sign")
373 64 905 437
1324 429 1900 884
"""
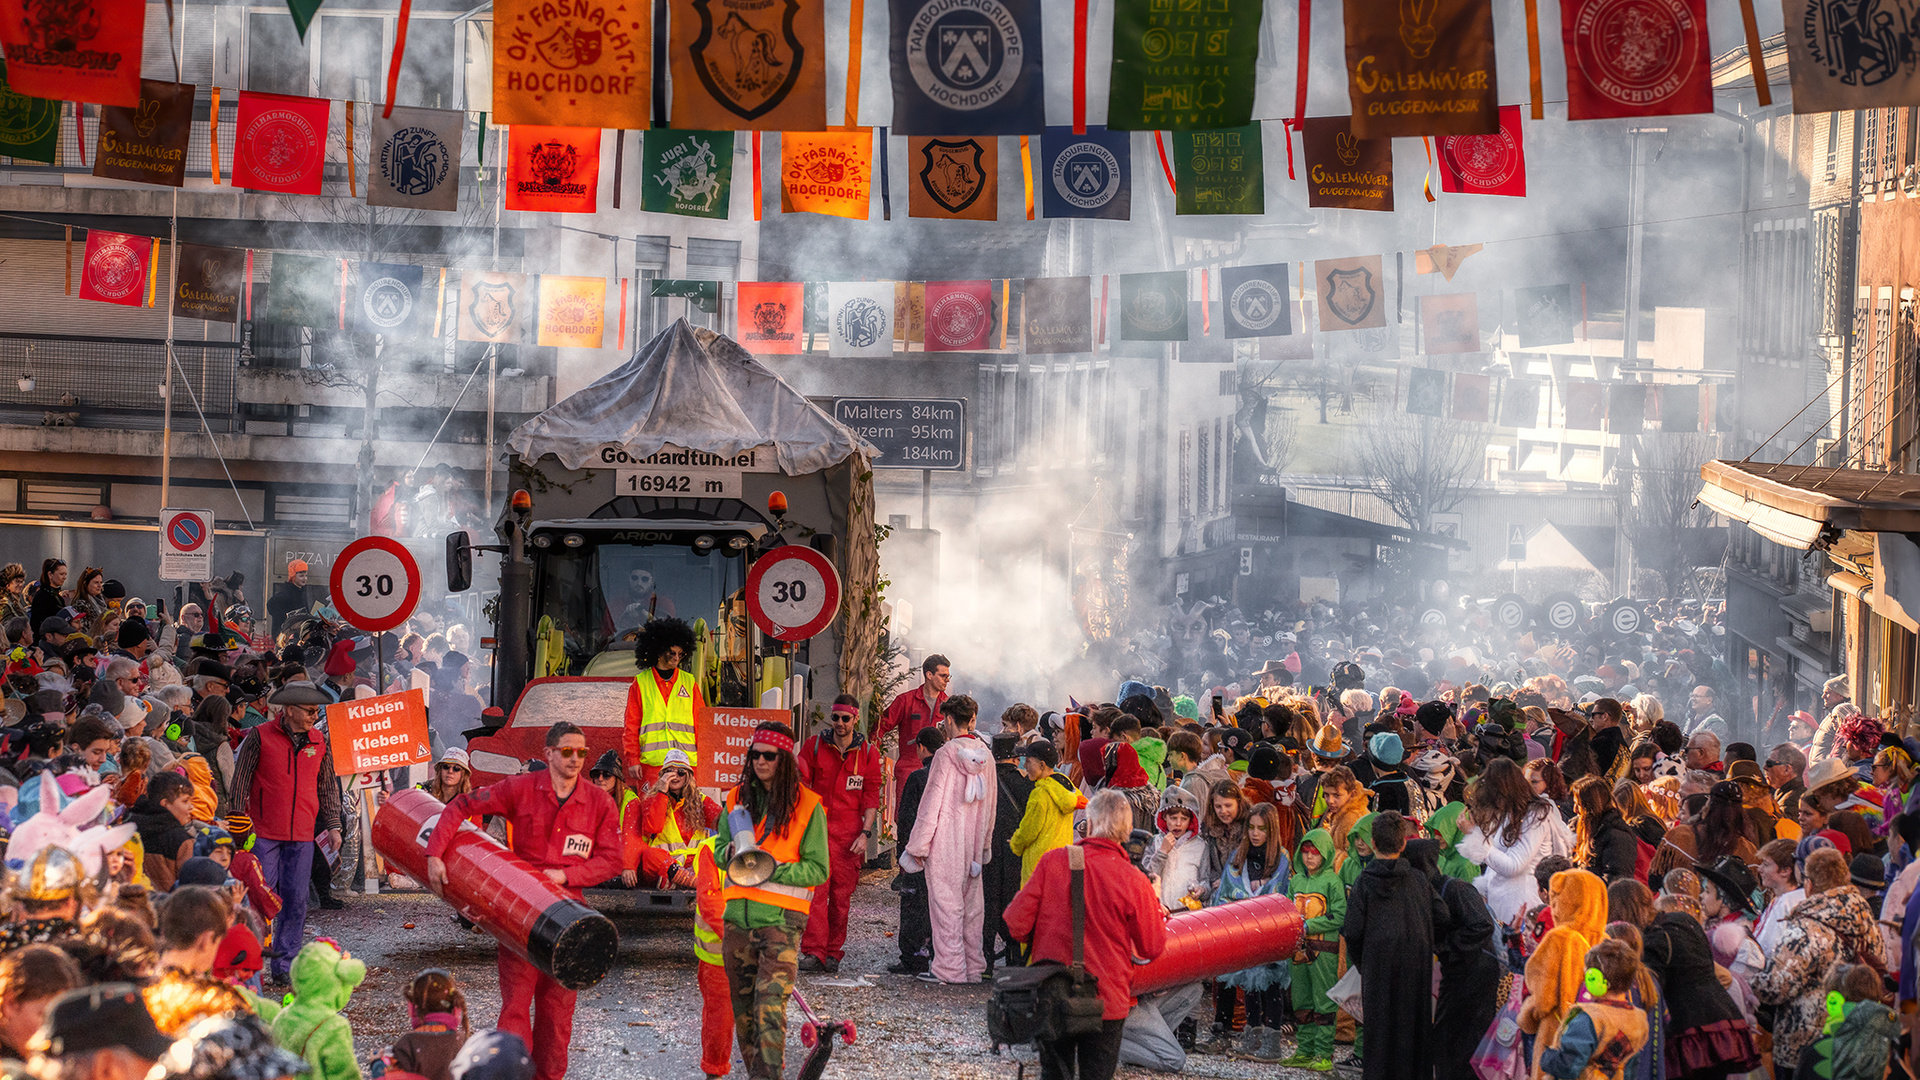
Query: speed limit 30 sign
330 536 422 633
746 546 842 642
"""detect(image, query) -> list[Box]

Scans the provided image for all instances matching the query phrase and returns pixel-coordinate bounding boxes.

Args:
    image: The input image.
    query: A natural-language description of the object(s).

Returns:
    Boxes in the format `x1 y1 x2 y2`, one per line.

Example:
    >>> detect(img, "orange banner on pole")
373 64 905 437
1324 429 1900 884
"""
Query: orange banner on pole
780 130 871 219
536 275 608 348
326 689 431 775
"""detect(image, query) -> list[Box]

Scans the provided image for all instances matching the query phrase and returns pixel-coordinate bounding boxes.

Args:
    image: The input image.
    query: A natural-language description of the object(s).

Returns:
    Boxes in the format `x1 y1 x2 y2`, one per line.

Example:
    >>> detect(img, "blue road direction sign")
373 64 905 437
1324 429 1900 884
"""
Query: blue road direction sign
833 398 967 471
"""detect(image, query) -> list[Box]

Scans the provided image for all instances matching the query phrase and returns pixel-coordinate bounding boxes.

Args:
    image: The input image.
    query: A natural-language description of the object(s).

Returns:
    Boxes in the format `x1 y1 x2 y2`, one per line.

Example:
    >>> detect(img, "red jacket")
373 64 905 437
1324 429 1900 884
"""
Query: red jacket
795 733 884 843
229 716 341 843
426 771 624 895
621 669 706 772
636 788 722 881
230 850 281 920
1004 838 1169 1020
876 685 946 770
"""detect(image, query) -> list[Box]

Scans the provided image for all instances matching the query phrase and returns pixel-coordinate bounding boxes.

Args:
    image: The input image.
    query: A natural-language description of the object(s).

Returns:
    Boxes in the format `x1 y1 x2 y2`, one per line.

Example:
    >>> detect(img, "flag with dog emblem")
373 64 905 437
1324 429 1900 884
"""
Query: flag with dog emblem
93 79 193 186
1314 255 1387 331
909 135 996 219
458 272 529 344
668 0 827 130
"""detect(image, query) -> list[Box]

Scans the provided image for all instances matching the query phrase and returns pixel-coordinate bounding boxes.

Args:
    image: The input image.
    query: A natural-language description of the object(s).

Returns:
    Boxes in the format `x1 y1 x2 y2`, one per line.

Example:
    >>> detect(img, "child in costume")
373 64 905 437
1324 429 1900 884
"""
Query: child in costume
1539 939 1652 1080
1339 812 1378 889
1523 869 1611 1079
1214 803 1292 1063
271 939 367 1080
1789 964 1899 1080
374 968 469 1080
1281 827 1344 1072
1144 784 1215 911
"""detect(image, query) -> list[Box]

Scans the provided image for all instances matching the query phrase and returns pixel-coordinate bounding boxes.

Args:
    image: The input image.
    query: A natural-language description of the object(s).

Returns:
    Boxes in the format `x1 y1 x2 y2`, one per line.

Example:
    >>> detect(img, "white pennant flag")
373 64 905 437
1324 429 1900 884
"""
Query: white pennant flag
827 281 896 358
368 105 464 212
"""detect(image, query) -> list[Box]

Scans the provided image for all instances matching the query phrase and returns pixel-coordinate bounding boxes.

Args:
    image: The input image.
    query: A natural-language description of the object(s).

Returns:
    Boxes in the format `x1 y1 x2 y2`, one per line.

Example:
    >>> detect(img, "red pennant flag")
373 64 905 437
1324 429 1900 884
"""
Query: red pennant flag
231 92 330 195
1435 105 1527 197
923 280 994 352
0 0 143 106
505 125 600 214
1560 0 1711 119
77 229 151 307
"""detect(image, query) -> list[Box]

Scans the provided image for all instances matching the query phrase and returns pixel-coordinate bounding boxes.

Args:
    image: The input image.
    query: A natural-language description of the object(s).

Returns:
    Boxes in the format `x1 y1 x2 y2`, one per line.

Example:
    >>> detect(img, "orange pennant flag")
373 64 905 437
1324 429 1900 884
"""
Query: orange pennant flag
780 130 871 219
536 275 608 348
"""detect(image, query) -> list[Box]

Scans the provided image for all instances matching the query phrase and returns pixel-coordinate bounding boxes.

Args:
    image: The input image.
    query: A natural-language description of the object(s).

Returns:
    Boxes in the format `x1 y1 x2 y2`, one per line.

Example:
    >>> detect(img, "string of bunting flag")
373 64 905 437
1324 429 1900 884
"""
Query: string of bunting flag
0 0 1891 220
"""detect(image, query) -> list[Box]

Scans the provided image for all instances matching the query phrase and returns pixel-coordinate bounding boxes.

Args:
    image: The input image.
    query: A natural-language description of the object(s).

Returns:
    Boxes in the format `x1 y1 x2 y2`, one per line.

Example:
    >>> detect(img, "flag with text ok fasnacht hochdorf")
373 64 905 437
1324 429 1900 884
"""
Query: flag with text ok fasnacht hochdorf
538 276 608 348
493 0 648 128
782 130 872 218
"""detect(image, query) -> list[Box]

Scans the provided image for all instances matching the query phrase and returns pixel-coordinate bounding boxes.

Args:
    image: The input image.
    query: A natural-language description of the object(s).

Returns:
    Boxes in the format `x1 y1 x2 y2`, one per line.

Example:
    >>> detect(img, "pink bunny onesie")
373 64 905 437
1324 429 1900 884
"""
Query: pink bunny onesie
903 734 996 984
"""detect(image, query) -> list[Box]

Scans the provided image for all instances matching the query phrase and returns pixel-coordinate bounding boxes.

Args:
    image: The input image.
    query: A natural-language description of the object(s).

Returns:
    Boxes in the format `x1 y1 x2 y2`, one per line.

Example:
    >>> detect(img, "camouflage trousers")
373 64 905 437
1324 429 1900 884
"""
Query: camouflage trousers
723 909 809 1080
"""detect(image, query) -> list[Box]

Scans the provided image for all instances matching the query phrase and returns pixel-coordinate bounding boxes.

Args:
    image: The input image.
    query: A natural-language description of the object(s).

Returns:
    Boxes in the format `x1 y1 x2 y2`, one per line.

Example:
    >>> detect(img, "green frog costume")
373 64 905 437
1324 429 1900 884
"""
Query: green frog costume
1282 827 1345 1071
1426 802 1481 882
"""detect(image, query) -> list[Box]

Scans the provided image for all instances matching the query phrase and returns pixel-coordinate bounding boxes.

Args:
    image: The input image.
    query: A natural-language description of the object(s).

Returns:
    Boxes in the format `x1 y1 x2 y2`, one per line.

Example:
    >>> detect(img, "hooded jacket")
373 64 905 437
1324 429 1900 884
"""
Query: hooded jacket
1133 734 1168 788
1008 772 1085 886
1143 783 1216 909
1340 812 1379 888
1427 802 1482 881
1290 828 1345 946
1522 868 1611 1076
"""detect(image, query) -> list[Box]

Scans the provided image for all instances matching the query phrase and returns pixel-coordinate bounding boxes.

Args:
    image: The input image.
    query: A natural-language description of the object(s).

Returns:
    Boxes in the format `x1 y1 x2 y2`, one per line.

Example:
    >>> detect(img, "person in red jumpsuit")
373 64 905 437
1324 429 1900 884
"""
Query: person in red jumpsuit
795 693 883 973
425 721 622 1080
876 653 950 809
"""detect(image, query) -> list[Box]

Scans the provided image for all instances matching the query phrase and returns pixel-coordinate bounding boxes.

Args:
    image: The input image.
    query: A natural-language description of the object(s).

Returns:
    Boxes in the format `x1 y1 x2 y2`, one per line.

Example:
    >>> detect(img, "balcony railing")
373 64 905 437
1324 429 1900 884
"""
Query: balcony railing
0 333 238 427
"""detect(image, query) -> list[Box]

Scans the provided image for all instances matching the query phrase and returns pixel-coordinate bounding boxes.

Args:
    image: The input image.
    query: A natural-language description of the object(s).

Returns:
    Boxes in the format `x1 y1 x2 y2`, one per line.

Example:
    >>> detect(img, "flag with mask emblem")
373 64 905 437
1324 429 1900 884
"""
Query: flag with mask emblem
1119 272 1188 341
1040 126 1130 220
1219 264 1291 339
458 271 529 344
537 276 608 348
492 0 649 128
94 80 194 186
369 106 463 211
909 135 996 219
888 0 1044 134
352 262 430 340
257 253 343 328
827 281 896 357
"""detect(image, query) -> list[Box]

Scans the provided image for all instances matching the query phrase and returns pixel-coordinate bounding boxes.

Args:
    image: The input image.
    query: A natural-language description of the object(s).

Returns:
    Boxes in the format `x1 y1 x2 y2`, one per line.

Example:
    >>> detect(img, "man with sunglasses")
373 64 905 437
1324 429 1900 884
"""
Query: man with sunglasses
794 694 883 974
425 721 623 1080
1764 742 1807 819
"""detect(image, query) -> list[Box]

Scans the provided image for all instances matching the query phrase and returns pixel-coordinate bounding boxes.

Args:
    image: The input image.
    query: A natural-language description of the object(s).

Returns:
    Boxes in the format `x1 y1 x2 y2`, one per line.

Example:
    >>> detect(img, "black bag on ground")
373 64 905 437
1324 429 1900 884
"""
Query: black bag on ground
986 844 1106 1049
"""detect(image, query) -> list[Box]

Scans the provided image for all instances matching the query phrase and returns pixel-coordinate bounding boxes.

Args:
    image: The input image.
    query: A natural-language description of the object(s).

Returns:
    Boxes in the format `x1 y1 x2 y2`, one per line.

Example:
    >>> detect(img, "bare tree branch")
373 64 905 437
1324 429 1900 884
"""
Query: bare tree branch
1355 410 1491 533
1626 430 1722 596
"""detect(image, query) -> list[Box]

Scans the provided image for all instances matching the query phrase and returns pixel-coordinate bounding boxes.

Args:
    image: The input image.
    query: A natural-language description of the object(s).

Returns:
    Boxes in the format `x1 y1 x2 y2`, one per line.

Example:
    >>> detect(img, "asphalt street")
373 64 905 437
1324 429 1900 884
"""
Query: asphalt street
317 870 1323 1079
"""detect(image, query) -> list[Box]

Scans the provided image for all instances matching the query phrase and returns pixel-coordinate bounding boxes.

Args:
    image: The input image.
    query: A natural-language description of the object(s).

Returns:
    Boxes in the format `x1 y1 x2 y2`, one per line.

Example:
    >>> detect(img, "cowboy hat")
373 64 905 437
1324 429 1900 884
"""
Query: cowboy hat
1803 756 1856 794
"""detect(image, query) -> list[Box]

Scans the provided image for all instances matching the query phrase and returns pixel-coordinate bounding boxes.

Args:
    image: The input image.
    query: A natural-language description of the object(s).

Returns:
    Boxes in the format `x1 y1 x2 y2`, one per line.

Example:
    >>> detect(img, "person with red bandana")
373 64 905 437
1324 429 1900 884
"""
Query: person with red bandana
795 693 883 974
425 721 622 1080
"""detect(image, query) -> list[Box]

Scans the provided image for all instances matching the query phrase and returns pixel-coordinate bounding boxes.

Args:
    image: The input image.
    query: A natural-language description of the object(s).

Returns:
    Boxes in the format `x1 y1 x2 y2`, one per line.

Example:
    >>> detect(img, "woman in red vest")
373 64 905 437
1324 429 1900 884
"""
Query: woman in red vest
716 721 829 1080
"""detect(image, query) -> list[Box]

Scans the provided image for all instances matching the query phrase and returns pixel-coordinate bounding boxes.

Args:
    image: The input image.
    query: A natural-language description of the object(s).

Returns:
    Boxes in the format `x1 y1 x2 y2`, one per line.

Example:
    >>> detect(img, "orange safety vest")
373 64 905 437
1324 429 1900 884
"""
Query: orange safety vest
720 784 823 913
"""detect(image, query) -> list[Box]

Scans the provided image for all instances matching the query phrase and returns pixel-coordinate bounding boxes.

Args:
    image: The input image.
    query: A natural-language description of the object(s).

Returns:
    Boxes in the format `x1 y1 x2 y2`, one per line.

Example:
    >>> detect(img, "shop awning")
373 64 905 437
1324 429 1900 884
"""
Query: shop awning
1696 460 1920 549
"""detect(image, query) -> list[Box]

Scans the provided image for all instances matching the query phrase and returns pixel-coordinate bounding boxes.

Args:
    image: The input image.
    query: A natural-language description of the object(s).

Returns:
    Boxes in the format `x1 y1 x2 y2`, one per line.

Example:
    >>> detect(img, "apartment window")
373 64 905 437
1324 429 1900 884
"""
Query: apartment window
1133 388 1151 519
318 15 382 102
1827 112 1840 179
246 11 307 95
975 362 997 475
631 236 670 342
1179 429 1193 520
1886 109 1901 185
1197 426 1211 514
1761 117 1776 194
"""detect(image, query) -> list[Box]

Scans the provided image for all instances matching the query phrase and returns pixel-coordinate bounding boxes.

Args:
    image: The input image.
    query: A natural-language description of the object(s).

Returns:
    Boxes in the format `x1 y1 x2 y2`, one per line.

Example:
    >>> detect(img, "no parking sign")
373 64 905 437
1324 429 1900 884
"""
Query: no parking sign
158 509 214 582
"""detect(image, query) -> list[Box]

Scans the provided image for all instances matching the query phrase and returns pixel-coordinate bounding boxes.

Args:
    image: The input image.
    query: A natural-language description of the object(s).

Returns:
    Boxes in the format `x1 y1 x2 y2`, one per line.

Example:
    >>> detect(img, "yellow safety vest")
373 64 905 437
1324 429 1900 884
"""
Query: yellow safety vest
693 838 723 966
635 669 700 767
659 793 710 859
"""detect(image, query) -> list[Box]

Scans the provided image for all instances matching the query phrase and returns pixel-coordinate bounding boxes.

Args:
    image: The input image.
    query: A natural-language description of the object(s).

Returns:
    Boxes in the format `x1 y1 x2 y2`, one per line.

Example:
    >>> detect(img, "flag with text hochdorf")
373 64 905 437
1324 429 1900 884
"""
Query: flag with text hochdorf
1560 0 1711 119
0 0 142 106
1220 263 1291 339
736 281 805 353
1107 0 1261 130
232 91 330 195
369 106 463 211
1040 126 1130 220
782 130 872 218
94 80 193 187
1435 104 1526 196
492 0 649 128
1343 0 1498 138
924 280 994 351
506 124 600 213
669 0 826 130
827 281 896 357
641 129 734 218
352 262 430 340
889 0 1044 134
537 275 607 348
77 230 151 307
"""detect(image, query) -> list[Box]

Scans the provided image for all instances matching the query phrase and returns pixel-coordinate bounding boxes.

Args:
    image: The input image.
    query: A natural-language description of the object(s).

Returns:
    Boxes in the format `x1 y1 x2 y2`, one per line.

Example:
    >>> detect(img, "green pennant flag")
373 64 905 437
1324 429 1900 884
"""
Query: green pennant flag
1172 124 1264 215
649 279 721 313
287 0 324 38
0 59 60 165
1107 0 1262 130
641 130 735 220
257 253 343 329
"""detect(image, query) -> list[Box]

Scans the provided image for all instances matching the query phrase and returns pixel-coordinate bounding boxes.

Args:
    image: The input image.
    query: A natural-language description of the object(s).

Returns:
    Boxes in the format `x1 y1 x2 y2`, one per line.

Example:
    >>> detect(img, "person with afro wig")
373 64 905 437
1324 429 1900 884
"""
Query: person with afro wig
622 617 703 787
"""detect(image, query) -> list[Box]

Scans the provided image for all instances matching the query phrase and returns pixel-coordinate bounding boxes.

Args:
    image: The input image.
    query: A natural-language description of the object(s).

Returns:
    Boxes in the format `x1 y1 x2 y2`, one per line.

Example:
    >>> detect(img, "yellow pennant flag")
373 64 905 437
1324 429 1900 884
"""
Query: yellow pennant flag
780 130 871 219
537 275 608 348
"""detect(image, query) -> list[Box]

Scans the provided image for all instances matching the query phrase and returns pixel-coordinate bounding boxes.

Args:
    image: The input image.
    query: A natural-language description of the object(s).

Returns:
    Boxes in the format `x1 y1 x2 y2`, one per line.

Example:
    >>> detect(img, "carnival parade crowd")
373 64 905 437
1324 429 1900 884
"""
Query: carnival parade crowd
0 546 1907 1080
